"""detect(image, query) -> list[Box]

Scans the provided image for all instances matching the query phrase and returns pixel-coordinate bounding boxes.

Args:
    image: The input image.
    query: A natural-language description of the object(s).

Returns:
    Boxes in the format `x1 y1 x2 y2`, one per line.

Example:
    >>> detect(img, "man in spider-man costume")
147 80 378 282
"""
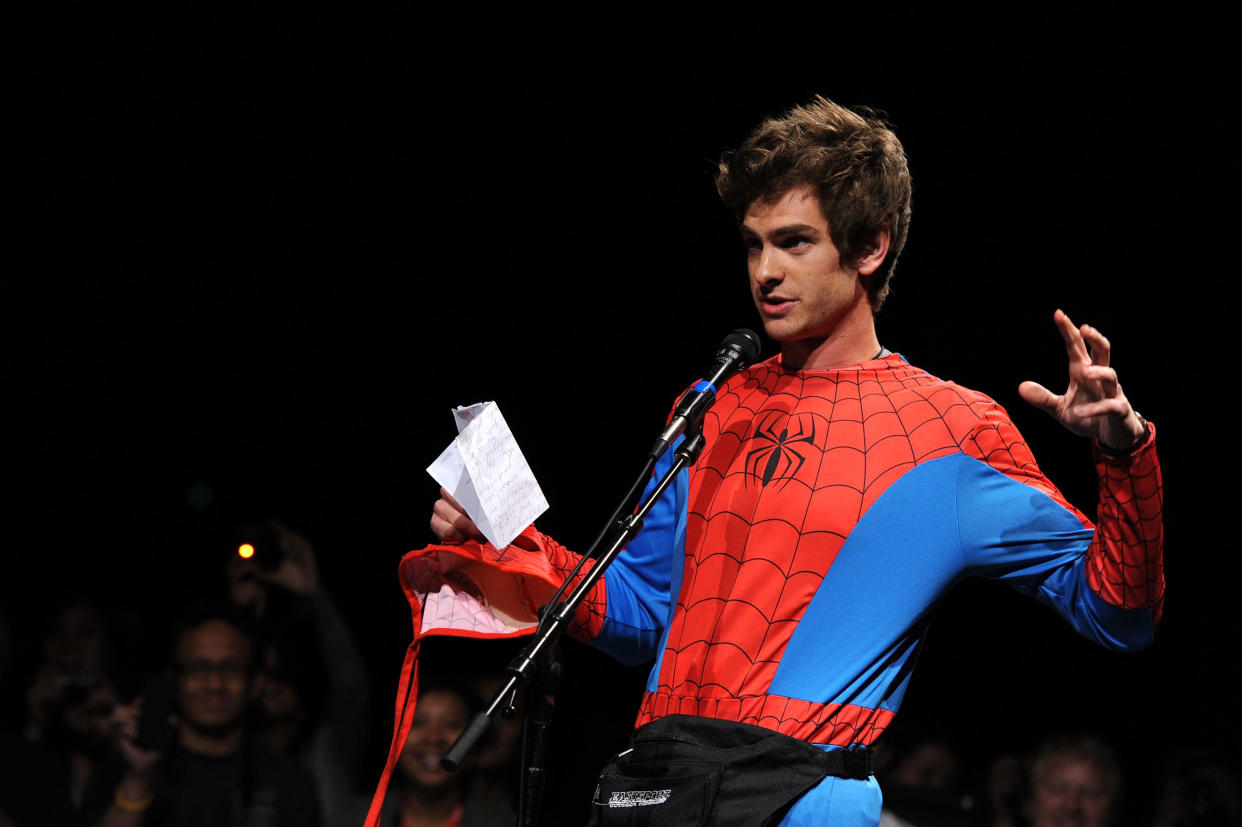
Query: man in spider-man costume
417 98 1162 826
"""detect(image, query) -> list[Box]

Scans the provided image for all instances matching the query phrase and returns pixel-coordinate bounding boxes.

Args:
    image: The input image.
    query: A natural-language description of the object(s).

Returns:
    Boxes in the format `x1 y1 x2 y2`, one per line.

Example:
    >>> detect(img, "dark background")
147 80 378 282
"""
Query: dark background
11 5 1236 822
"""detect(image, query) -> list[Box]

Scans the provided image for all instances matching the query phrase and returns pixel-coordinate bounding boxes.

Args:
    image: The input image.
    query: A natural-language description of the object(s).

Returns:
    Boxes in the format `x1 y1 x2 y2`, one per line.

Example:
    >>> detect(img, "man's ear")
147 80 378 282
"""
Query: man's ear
855 224 891 277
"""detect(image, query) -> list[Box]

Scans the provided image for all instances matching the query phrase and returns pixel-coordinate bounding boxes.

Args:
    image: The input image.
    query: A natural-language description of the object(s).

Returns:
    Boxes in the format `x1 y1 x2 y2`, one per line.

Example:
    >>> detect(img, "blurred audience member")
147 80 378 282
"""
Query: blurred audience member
1 601 127 825
877 733 971 827
1152 749 1241 827
100 606 320 826
1023 734 1120 827
227 519 371 823
366 681 515 827
25 601 117 744
983 751 1026 827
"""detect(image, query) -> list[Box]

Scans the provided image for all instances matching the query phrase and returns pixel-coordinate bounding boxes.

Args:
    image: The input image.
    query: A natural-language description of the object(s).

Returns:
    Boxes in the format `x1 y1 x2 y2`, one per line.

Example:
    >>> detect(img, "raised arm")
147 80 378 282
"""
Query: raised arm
964 309 1164 645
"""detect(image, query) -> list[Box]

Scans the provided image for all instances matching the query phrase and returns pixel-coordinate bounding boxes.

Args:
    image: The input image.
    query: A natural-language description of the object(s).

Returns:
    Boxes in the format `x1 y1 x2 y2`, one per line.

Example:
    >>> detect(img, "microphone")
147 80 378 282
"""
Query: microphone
649 329 761 460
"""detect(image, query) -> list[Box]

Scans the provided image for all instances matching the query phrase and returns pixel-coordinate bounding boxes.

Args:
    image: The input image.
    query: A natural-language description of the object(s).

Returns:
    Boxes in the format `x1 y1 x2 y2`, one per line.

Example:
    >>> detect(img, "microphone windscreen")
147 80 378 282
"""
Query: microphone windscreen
721 329 761 368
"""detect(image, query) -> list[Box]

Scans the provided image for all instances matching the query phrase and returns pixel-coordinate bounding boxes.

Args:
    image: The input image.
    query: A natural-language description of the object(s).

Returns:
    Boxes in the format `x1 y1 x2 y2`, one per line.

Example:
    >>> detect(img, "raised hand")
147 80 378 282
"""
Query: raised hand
110 698 165 775
1018 309 1147 453
430 488 486 545
263 520 322 596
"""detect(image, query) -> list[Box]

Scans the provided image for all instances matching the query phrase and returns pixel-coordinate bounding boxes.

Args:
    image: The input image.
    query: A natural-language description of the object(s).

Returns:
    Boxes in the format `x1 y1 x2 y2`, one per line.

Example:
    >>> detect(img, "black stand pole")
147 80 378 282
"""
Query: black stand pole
517 644 560 827
441 430 708 825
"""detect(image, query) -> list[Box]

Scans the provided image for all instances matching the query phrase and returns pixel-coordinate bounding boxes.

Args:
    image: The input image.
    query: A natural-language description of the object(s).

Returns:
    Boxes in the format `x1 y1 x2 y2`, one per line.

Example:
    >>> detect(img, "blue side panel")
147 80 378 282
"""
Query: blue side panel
594 442 687 667
954 457 1154 650
953 456 1091 580
772 453 1152 711
1033 559 1156 650
770 455 963 711
645 468 687 693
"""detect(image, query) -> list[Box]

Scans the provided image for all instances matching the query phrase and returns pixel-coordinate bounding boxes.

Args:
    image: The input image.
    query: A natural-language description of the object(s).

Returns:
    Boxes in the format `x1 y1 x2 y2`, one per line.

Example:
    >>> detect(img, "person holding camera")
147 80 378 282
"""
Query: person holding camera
100 607 320 827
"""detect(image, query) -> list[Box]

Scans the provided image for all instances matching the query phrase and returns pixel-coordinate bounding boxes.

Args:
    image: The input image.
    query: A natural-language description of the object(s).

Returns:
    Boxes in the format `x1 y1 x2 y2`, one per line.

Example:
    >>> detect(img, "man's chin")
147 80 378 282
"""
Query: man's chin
759 320 792 342
183 713 245 740
758 315 813 343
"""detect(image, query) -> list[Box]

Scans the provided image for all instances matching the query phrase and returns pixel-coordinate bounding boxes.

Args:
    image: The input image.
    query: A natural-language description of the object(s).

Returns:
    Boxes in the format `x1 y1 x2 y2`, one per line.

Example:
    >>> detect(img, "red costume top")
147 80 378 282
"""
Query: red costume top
367 353 1163 826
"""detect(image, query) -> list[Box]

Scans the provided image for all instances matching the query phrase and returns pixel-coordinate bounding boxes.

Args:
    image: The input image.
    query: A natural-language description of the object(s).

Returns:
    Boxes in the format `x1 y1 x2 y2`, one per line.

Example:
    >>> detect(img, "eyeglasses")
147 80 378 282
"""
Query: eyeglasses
177 659 250 680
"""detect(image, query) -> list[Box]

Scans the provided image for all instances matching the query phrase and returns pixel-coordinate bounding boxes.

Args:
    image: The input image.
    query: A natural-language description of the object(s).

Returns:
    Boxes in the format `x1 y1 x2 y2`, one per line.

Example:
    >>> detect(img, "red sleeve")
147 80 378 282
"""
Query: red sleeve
401 526 606 643
1085 424 1165 622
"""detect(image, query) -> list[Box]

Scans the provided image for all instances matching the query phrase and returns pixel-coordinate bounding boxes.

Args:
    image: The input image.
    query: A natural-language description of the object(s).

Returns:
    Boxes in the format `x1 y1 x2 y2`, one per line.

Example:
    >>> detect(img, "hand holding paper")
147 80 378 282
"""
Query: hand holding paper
426 402 549 550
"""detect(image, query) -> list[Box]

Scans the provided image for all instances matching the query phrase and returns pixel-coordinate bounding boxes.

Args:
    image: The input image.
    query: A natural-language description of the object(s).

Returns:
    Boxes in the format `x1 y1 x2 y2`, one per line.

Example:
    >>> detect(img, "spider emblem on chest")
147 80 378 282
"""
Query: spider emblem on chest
744 411 818 487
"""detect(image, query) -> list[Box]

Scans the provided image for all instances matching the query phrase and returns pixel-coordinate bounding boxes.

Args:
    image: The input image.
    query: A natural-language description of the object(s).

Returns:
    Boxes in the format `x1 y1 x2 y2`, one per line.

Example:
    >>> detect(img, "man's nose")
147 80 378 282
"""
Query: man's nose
754 247 783 284
427 727 454 748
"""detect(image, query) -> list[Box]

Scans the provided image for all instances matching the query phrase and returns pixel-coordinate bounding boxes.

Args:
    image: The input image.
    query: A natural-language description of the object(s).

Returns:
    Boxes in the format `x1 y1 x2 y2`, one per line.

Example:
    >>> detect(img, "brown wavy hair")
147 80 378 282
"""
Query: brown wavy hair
716 96 912 310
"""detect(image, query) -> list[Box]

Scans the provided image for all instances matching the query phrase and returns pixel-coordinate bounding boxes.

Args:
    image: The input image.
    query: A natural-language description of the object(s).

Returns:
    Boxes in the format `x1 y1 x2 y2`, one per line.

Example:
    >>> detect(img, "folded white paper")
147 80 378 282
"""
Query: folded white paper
426 401 548 550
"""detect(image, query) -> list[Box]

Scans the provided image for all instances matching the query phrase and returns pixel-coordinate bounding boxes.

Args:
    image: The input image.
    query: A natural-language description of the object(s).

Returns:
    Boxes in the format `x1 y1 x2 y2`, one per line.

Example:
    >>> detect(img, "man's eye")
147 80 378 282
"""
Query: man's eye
780 236 810 249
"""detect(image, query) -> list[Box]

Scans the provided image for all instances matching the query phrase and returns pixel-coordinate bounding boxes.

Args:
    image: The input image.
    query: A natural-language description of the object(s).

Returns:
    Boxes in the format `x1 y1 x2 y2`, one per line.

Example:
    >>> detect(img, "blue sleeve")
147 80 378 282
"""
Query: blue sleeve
956 455 1155 651
591 446 687 666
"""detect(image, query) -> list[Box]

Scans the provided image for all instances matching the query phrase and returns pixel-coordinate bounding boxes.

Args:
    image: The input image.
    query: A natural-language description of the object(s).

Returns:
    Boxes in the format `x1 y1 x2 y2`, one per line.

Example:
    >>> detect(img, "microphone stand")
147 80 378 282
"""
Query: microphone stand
441 429 709 826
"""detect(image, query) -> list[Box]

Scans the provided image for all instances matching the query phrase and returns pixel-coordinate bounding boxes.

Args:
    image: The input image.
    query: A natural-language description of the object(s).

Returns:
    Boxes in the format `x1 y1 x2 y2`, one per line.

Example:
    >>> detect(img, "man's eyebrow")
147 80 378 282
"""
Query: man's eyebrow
740 222 820 237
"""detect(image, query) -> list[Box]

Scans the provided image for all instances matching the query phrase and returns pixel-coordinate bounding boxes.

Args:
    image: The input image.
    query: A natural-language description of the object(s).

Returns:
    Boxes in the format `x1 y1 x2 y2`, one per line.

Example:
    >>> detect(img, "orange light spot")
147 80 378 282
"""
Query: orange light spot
238 543 256 559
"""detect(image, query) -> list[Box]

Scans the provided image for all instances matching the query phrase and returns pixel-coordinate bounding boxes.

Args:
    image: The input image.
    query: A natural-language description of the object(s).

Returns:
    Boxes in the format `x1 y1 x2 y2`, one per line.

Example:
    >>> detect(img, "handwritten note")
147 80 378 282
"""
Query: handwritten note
426 402 548 550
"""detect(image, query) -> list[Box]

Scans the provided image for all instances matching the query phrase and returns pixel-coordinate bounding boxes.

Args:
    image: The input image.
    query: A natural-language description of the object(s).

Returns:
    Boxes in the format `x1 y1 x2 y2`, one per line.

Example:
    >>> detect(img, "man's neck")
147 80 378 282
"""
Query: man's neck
781 303 881 370
179 724 244 757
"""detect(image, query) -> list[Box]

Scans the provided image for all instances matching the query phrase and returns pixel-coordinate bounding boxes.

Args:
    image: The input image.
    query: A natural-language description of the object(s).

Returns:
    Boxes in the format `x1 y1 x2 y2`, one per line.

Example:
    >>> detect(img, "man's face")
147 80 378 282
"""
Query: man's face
1028 757 1115 827
175 620 254 737
741 187 868 351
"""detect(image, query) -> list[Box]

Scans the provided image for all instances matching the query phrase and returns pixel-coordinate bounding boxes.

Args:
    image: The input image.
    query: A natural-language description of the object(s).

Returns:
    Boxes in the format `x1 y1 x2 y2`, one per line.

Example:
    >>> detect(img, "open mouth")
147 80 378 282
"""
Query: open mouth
760 297 796 315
